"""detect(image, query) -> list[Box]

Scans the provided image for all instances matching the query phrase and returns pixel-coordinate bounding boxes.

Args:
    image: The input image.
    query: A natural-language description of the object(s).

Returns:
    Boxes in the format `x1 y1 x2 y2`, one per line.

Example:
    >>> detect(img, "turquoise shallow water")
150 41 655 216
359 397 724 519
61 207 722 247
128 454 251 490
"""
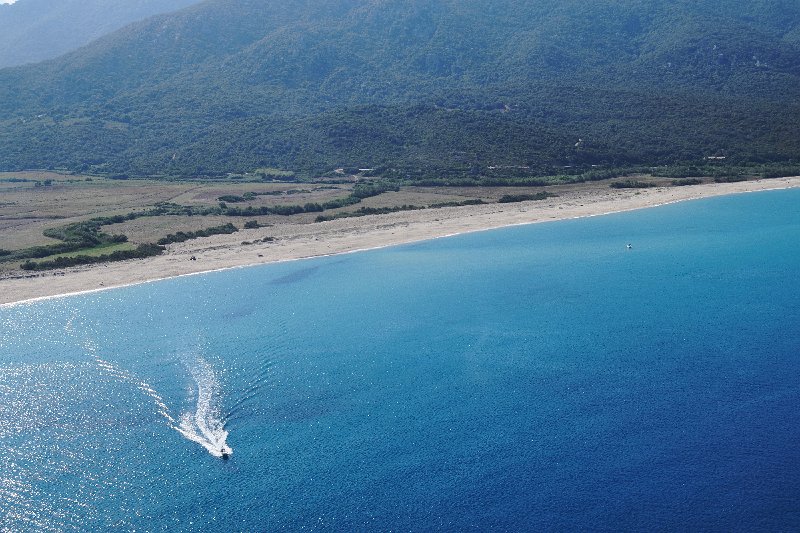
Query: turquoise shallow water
1 189 800 531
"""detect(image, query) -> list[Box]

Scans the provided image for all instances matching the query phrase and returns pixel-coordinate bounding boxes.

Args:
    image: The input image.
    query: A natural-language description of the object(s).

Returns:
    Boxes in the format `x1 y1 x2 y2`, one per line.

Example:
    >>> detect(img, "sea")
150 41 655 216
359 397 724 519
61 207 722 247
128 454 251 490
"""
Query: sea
1 188 799 531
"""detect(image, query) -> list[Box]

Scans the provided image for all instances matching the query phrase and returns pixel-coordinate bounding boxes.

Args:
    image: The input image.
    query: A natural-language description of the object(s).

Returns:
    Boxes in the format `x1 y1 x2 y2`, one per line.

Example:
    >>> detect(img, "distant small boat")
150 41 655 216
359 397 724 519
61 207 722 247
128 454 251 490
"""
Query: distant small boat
221 449 230 460
626 244 632 250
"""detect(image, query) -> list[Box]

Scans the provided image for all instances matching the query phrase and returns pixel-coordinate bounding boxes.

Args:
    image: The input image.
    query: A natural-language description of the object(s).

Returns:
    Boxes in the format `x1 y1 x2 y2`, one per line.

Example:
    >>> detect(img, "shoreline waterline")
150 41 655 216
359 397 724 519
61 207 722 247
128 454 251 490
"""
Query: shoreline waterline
2 177 799 307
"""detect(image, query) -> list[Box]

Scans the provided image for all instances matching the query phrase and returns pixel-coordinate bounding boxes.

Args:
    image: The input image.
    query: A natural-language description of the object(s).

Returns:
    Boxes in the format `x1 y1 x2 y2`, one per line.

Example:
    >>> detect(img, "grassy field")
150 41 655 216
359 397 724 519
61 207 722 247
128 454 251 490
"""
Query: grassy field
43 242 137 260
0 170 701 273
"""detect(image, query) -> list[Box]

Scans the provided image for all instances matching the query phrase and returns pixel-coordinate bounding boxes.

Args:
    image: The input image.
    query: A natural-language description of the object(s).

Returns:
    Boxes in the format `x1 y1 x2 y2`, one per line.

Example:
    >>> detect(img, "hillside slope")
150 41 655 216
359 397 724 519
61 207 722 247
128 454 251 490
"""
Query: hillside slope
0 0 202 68
0 0 799 177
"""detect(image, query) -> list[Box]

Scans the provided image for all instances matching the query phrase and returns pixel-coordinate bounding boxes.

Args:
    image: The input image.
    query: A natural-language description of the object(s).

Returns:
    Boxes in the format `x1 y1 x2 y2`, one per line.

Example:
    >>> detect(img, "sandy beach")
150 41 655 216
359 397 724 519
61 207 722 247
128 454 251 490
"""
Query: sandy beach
2 177 798 306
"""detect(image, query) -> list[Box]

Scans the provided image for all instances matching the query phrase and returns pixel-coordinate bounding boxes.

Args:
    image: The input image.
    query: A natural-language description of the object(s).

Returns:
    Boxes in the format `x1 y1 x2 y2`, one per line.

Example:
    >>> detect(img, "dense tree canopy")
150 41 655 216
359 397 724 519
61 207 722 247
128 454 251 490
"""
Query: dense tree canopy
0 0 798 178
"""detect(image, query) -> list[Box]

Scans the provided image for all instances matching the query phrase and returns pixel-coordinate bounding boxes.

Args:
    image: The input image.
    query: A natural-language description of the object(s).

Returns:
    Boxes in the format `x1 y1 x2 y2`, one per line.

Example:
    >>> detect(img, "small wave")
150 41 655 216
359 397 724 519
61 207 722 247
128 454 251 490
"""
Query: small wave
225 358 276 422
224 314 289 424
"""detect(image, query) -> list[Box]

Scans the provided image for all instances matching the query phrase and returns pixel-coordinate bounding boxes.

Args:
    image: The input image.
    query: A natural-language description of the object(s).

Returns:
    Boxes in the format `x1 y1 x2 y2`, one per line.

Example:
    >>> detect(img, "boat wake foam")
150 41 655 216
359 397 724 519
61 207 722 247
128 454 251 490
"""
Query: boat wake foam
94 353 177 426
95 348 232 458
67 313 232 458
175 355 232 458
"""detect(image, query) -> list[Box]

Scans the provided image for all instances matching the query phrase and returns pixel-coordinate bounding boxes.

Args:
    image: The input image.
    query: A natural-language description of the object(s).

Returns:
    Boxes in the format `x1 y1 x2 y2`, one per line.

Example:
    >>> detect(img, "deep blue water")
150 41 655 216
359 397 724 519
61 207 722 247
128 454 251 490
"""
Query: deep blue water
1 189 800 531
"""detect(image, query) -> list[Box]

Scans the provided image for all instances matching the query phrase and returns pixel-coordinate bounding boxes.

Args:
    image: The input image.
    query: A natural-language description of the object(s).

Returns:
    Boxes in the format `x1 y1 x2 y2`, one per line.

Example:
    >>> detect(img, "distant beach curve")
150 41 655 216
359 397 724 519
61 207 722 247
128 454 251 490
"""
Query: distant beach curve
2 176 799 306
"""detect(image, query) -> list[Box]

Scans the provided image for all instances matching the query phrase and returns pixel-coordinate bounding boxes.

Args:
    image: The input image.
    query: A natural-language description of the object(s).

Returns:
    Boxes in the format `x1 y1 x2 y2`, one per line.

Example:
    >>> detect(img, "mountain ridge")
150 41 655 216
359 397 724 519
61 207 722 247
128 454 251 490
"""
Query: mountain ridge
0 0 204 69
1 0 799 177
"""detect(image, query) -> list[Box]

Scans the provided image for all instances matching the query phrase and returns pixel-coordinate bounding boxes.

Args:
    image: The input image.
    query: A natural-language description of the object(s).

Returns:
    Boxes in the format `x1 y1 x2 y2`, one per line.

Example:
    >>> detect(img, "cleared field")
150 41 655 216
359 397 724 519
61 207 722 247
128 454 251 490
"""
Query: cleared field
0 174 197 249
105 215 244 243
0 219 63 249
0 171 684 275
168 184 349 206
357 189 485 209
0 172 645 252
0 174 347 249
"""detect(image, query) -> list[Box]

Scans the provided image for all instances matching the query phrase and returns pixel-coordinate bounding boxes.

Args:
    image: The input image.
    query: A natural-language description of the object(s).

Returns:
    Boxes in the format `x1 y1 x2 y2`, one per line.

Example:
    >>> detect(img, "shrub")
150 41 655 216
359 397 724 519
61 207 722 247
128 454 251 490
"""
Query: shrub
497 192 556 203
429 199 487 208
20 244 165 270
671 178 703 186
714 175 749 183
157 223 238 245
610 179 656 189
351 182 399 199
218 195 246 203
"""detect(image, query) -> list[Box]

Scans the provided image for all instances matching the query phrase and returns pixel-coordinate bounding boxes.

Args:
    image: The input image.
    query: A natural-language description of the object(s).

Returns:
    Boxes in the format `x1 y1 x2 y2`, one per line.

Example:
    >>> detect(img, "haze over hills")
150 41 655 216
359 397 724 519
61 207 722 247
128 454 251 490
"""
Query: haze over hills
0 0 203 68
0 0 799 178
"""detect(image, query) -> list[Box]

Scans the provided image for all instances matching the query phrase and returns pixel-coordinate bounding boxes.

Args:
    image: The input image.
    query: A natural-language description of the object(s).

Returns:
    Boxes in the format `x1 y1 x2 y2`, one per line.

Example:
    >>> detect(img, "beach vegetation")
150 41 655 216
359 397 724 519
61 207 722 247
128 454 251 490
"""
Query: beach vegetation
156 223 238 245
429 199 487 208
20 243 165 271
610 180 657 189
315 205 423 222
671 178 703 186
497 192 557 203
714 175 750 183
0 217 137 264
218 195 246 203
314 198 488 222
351 182 400 199
218 192 256 203
41 242 137 260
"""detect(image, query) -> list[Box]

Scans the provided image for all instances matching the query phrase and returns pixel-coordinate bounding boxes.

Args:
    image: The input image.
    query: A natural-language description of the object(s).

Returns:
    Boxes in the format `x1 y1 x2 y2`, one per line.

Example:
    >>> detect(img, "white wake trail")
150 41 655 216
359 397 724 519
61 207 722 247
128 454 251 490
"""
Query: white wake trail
93 354 177 426
84 341 177 428
65 313 231 458
175 355 232 458
66 315 178 426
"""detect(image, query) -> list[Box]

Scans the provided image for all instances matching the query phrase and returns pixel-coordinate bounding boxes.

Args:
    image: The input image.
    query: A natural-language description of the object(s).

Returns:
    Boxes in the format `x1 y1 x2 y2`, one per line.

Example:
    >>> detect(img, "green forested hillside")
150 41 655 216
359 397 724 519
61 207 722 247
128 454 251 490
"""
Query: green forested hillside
0 0 798 178
0 0 202 68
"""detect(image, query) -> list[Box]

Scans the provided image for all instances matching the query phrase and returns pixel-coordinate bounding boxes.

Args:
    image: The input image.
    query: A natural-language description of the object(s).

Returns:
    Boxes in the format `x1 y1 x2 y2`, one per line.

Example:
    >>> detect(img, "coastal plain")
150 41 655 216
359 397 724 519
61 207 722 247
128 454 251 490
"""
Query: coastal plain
1 173 799 306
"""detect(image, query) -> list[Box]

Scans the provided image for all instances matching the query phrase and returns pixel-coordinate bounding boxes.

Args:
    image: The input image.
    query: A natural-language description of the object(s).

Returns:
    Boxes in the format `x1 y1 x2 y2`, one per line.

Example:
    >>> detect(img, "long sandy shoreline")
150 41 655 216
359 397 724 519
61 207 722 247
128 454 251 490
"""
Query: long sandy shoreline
2 177 799 307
